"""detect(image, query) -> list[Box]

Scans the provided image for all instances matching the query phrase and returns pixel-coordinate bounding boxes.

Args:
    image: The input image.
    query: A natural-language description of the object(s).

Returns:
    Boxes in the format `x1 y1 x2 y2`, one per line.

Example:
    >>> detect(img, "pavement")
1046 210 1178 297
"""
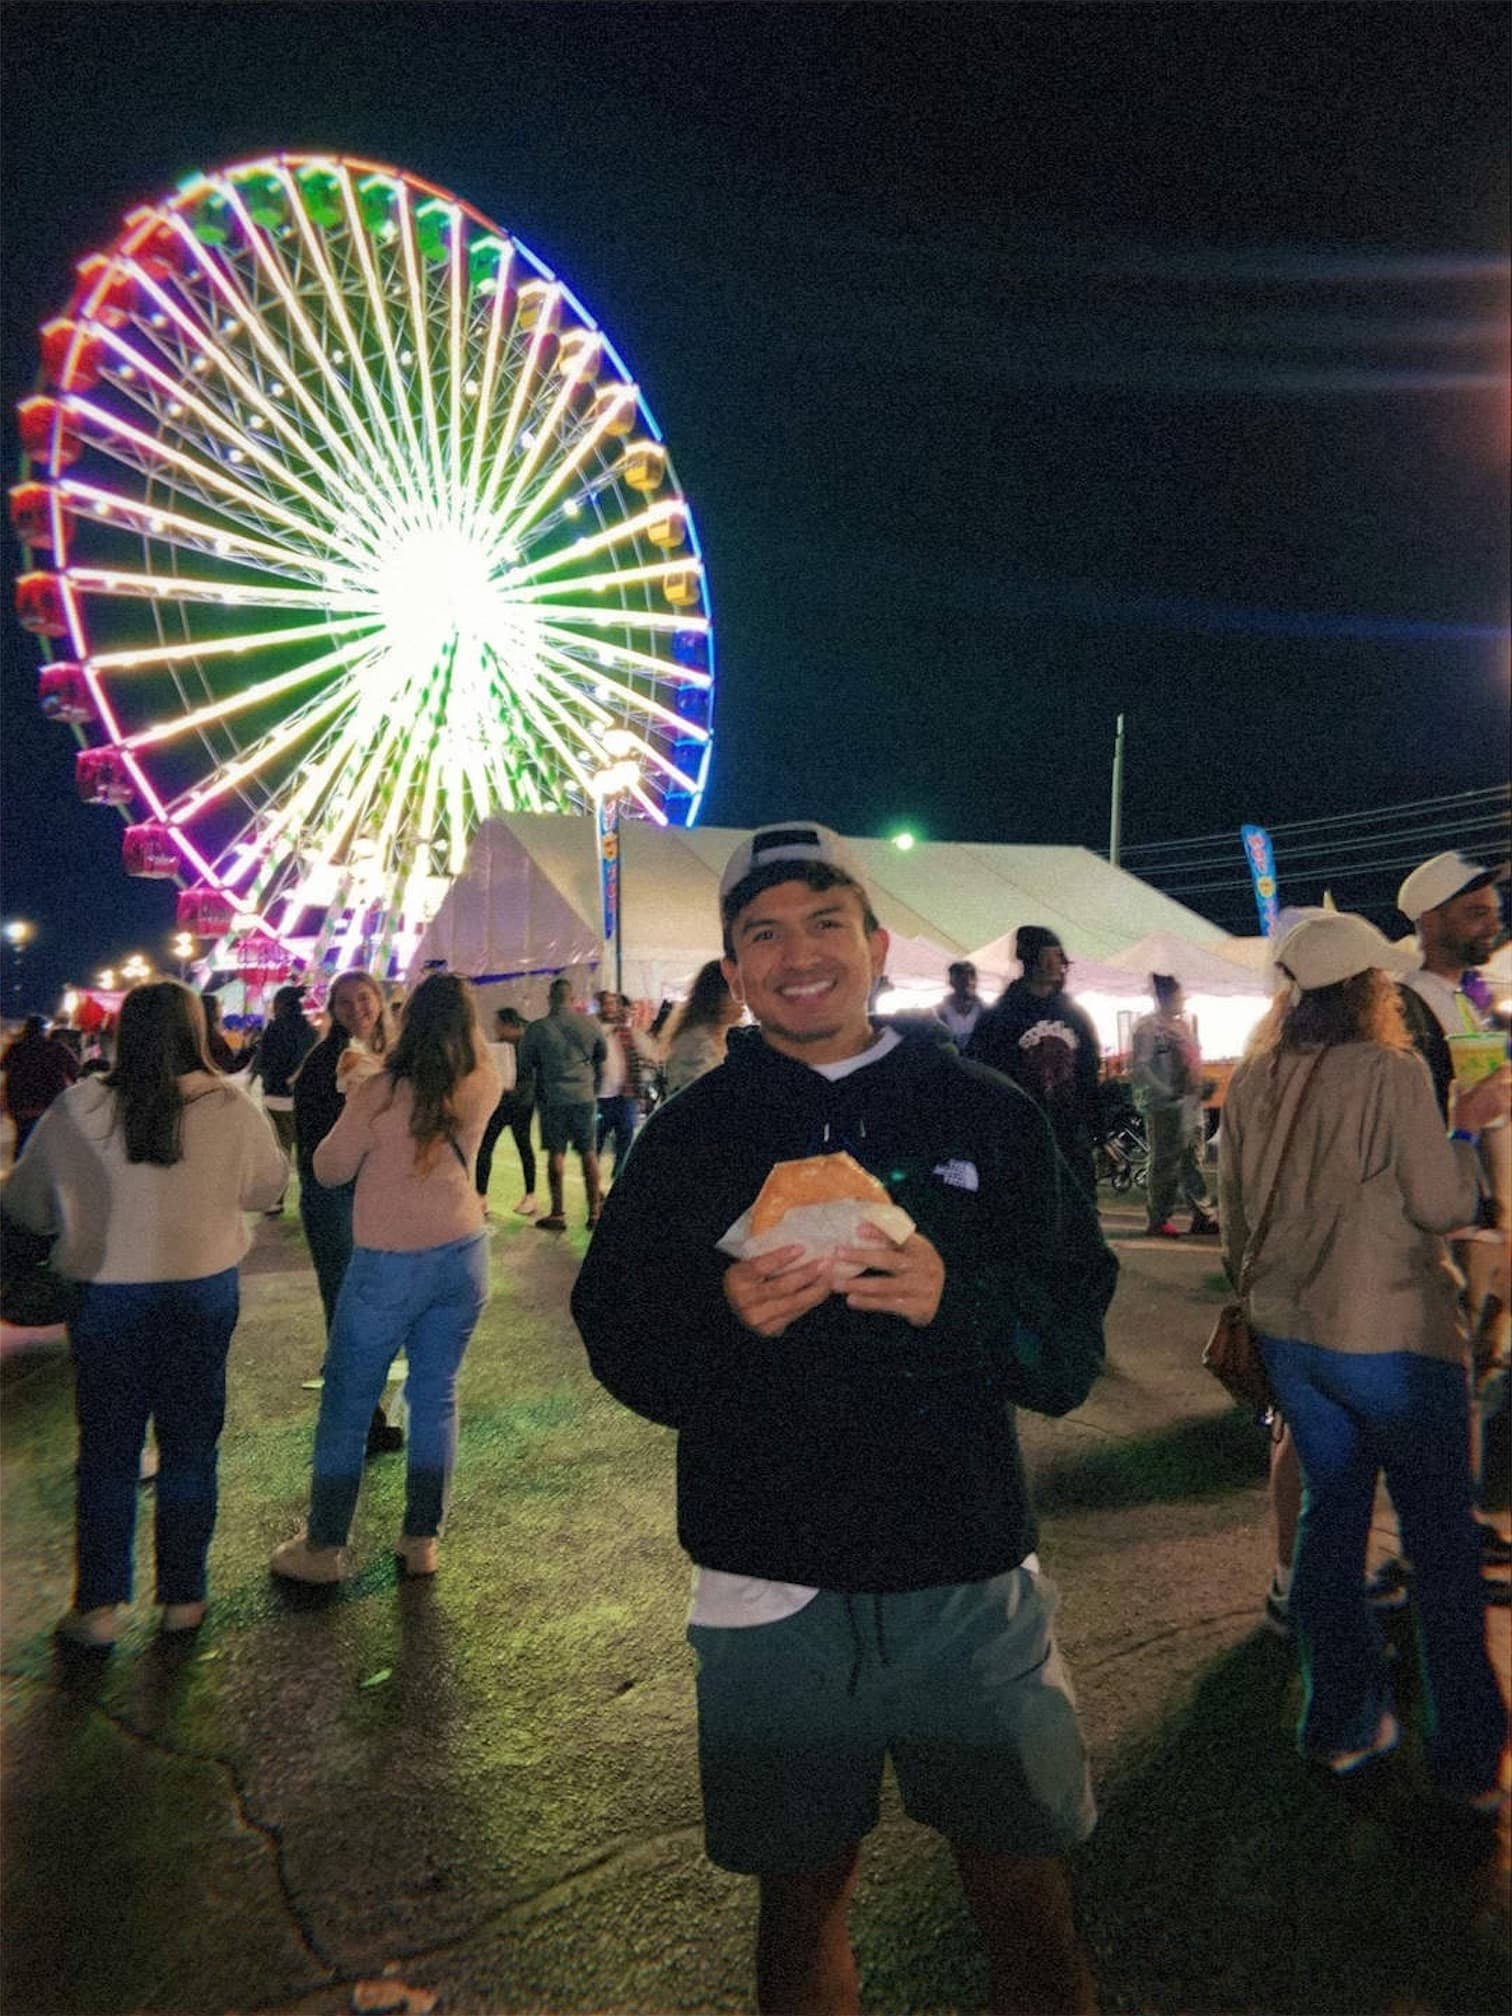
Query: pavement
2 1179 1507 2016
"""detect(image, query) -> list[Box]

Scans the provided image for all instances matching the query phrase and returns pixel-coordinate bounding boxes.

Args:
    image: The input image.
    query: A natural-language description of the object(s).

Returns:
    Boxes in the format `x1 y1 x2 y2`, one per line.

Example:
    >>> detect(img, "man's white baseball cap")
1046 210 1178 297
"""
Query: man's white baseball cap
719 822 867 906
1396 851 1509 923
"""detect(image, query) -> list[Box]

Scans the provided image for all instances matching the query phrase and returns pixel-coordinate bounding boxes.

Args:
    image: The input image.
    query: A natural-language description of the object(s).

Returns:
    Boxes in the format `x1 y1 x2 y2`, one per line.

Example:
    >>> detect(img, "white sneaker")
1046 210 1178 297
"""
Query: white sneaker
515 1194 538 1217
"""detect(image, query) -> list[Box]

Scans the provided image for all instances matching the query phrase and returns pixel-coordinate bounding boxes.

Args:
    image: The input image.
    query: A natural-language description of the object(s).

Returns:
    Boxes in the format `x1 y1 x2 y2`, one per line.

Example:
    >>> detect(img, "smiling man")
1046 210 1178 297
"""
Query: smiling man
572 822 1116 2015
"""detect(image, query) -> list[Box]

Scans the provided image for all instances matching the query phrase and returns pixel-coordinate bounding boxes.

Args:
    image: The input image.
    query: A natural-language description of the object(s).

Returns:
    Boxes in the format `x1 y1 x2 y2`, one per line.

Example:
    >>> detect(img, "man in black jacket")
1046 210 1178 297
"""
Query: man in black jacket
573 822 1115 2014
965 927 1104 1202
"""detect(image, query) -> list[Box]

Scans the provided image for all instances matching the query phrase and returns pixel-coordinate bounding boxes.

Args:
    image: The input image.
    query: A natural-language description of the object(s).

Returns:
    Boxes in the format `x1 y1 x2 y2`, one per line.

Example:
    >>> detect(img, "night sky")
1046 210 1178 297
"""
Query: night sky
2 2 1508 1006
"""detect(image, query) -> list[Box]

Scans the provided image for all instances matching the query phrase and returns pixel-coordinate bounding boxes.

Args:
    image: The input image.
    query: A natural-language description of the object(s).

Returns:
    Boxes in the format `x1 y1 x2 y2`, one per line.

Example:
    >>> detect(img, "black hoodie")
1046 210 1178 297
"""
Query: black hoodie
572 1024 1117 1592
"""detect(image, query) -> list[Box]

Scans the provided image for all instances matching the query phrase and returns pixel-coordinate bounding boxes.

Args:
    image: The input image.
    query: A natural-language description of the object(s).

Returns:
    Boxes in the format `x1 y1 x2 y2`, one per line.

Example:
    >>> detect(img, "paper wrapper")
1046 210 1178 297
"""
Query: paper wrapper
718 1197 915 1278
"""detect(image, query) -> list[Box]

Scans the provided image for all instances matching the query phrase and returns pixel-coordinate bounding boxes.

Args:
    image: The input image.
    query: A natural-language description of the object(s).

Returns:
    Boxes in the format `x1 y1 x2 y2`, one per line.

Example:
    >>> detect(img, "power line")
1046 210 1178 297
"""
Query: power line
1121 785 1509 855
1161 847 1511 897
1131 812 1511 877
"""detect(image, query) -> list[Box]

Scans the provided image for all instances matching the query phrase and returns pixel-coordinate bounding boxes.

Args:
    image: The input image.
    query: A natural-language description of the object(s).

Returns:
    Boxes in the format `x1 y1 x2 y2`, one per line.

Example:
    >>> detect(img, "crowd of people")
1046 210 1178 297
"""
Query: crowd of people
1 830 1507 2013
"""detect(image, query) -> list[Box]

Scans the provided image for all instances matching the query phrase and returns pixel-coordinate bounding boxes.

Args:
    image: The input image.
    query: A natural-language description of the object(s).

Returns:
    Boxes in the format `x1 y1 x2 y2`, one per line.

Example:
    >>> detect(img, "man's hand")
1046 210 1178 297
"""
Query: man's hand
835 1224 946 1328
723 1244 834 1339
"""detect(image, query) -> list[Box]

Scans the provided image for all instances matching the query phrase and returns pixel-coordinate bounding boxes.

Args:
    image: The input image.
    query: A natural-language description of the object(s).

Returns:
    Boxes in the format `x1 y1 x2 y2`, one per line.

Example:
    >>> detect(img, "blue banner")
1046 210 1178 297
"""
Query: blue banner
598 795 620 946
1240 824 1280 936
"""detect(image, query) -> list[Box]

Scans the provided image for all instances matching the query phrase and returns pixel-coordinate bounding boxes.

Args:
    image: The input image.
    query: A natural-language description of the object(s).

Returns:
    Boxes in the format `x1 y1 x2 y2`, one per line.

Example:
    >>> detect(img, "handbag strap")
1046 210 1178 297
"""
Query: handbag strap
1236 1048 1326 1299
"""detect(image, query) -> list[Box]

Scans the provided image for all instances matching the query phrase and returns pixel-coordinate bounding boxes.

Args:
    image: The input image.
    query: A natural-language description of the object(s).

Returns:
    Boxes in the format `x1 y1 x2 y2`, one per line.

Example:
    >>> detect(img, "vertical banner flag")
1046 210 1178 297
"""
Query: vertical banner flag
1240 824 1280 936
598 793 620 947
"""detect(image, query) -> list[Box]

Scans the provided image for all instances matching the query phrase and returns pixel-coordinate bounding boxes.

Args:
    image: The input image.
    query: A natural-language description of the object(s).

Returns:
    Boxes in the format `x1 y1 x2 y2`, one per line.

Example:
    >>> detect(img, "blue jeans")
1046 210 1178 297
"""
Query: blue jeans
596 1094 640 1174
68 1270 240 1608
307 1232 489 1545
298 1170 354 1333
1262 1335 1504 1795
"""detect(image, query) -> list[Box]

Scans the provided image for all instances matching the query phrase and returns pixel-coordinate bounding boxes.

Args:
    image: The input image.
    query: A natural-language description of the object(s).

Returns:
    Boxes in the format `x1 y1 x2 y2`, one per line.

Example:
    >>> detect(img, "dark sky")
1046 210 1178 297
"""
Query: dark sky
3 2 1508 1003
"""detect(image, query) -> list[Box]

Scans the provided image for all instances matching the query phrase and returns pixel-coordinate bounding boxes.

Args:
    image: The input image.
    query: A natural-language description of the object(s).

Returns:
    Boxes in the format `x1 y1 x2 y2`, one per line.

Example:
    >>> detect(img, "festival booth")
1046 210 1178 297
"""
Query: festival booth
408 815 1259 1039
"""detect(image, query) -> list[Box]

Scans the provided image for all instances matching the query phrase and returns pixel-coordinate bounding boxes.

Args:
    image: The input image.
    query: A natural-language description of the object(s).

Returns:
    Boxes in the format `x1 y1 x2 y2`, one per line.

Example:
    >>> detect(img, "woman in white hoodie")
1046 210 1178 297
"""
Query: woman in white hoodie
4 982 286 1648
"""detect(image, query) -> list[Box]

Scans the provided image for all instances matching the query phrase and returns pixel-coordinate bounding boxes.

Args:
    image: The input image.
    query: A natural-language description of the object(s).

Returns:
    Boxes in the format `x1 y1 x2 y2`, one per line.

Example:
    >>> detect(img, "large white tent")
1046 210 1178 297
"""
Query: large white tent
408 816 1261 1037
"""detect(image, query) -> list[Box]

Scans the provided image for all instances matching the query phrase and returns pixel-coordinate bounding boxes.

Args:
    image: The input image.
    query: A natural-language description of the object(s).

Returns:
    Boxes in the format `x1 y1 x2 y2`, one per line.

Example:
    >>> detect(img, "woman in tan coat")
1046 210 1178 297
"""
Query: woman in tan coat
1220 912 1507 1803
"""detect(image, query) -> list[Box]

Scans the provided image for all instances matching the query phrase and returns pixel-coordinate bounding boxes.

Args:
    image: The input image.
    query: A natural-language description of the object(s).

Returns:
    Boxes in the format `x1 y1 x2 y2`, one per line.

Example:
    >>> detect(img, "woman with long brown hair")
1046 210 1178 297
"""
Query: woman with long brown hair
1220 912 1507 1803
4 982 286 1647
661 959 742 1096
292 968 399 1451
272 973 499 1581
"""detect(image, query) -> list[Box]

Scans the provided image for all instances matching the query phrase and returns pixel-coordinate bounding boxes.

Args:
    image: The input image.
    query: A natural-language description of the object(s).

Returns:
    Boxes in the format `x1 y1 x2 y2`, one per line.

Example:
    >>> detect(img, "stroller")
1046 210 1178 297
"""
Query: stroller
1096 1077 1149 1194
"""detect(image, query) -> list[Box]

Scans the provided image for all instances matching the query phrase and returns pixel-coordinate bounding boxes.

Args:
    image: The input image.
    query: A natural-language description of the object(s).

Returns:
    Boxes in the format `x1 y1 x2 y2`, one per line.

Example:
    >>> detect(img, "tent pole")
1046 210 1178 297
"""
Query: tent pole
1108 713 1126 867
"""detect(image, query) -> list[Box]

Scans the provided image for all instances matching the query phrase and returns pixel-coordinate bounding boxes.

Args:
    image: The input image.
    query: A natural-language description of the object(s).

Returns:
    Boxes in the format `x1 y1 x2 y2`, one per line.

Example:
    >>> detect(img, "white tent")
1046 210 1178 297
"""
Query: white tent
409 814 1246 1019
1106 930 1277 997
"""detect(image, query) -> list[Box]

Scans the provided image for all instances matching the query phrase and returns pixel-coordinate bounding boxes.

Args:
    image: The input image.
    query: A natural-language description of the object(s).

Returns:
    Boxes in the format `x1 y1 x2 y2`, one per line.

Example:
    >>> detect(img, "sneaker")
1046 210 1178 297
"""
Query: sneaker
270 1533 353 1584
395 1535 440 1576
1261 1578 1292 1639
1146 1220 1183 1239
1307 1710 1400 1777
1365 1558 1410 1611
515 1195 538 1217
160 1601 207 1634
56 1605 122 1650
535 1214 568 1232
1189 1209 1221 1236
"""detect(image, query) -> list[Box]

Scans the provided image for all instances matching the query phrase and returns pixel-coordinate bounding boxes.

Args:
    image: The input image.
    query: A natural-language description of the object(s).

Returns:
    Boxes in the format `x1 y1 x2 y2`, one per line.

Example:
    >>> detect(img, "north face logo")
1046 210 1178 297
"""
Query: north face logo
933 1159 979 1192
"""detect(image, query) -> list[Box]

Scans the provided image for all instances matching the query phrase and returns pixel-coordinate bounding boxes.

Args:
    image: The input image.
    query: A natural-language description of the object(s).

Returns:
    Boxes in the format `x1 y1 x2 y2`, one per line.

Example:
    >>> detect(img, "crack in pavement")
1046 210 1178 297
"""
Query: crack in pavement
4 1663 342 1992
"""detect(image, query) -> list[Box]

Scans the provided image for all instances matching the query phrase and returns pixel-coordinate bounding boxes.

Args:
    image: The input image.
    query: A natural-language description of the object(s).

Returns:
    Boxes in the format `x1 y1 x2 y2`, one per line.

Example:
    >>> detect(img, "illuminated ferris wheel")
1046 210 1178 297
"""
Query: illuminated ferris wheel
11 154 715 977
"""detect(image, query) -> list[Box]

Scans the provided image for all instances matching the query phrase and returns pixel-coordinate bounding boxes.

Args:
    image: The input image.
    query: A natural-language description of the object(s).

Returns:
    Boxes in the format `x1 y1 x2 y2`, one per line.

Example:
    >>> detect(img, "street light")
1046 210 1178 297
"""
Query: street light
96 969 117 991
121 953 151 986
591 730 644 997
171 932 196 979
3 919 34 1015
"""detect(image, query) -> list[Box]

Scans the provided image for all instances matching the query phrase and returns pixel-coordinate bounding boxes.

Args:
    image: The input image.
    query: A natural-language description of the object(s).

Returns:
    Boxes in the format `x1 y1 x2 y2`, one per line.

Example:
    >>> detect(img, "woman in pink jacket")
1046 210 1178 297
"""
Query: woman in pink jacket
271 974 498 1582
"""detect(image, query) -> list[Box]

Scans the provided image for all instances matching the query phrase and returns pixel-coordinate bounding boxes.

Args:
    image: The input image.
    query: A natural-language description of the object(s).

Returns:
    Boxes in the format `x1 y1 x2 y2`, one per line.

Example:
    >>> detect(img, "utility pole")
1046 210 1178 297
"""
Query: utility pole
1108 713 1126 866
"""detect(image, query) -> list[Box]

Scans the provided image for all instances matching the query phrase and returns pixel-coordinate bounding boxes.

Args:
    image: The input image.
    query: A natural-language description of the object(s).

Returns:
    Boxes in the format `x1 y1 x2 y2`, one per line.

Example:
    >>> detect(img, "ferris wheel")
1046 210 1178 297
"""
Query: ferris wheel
11 153 715 979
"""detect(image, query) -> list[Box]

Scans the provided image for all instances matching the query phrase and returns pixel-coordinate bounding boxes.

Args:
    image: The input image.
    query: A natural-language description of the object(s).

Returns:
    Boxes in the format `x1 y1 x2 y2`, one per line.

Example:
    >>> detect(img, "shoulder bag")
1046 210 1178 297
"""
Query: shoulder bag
1202 1050 1324 1411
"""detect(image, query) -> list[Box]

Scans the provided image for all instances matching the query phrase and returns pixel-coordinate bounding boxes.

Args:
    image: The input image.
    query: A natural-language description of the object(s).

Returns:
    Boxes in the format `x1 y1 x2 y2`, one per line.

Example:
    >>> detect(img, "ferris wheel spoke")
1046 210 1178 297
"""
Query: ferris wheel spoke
85 613 379 675
531 644 707 754
118 631 383 752
163 681 356 822
395 184 450 510
66 393 361 564
502 600 704 637
60 479 341 584
67 565 370 615
463 241 515 501
334 175 432 506
536 619 713 694
208 177 420 532
473 297 561 530
269 165 432 514
506 493 682 585
104 280 368 551
119 247 394 541
499 384 640 549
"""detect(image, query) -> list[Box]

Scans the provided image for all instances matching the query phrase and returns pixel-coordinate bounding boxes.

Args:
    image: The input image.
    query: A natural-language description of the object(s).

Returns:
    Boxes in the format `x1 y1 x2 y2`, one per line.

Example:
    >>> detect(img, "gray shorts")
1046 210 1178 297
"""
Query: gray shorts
538 1100 596 1156
688 1566 1096 1874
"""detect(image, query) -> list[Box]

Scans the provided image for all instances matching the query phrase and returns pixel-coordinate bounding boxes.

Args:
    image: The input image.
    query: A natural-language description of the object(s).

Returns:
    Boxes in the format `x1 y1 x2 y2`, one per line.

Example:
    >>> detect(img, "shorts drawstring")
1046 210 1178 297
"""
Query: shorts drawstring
843 1593 863 1696
843 1593 891 1696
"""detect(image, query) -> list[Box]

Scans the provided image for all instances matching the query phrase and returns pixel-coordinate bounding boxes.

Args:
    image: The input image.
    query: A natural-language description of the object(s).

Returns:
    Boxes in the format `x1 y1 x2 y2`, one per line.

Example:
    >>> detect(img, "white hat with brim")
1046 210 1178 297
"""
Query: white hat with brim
1396 850 1509 923
719 822 867 906
1273 913 1410 992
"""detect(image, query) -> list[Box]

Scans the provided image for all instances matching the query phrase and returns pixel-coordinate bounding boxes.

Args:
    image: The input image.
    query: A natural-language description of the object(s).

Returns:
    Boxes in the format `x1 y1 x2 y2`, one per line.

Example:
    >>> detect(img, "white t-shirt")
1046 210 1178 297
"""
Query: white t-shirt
485 1040 518 1095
